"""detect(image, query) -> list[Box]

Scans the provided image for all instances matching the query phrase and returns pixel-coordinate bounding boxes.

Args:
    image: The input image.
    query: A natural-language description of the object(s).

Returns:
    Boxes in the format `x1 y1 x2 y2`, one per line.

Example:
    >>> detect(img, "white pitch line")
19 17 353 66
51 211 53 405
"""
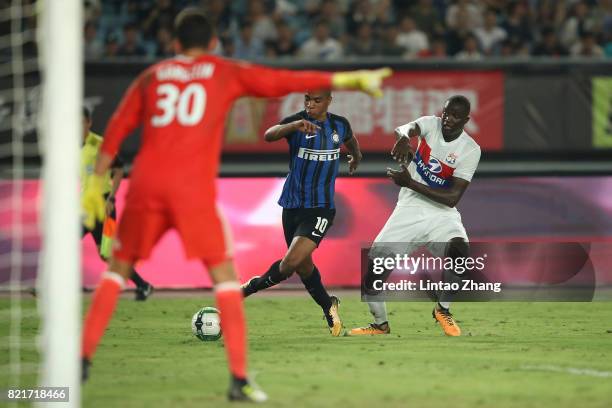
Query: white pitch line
521 365 612 378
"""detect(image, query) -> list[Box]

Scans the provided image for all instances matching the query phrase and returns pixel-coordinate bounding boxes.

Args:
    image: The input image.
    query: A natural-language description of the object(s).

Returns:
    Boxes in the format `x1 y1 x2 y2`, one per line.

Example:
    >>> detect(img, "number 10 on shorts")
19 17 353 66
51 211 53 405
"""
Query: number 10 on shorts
315 217 328 234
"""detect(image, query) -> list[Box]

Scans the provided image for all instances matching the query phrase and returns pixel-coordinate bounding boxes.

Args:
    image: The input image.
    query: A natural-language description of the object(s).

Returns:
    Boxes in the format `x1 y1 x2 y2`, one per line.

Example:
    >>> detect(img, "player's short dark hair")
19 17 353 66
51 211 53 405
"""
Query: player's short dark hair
309 89 332 98
83 106 91 120
447 95 471 116
174 8 214 50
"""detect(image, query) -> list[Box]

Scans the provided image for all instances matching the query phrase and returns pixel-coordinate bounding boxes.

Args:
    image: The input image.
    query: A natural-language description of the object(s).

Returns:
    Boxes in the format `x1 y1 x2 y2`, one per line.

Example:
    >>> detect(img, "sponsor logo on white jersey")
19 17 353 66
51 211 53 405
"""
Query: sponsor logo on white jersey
427 157 442 174
415 157 447 186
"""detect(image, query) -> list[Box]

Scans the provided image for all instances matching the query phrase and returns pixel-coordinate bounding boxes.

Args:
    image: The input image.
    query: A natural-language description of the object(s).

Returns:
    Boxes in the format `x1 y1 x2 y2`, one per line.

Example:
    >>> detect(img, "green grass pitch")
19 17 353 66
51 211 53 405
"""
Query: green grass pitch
2 293 612 407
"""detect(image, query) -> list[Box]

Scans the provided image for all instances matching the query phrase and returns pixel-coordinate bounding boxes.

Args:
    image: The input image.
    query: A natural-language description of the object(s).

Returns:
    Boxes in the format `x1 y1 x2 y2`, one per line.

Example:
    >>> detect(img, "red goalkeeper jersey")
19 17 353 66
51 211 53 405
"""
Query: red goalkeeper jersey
100 54 332 211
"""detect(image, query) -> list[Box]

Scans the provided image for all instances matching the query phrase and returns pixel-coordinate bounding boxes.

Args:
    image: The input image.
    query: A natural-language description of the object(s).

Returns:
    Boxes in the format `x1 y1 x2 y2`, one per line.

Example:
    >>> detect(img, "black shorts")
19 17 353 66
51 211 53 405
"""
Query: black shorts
282 208 336 247
82 220 104 245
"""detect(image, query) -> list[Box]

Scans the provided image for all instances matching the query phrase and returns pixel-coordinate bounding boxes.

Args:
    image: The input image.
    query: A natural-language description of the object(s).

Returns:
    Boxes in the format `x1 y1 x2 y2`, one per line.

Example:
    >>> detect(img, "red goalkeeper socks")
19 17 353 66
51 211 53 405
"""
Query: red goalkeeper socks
82 272 125 360
215 282 247 379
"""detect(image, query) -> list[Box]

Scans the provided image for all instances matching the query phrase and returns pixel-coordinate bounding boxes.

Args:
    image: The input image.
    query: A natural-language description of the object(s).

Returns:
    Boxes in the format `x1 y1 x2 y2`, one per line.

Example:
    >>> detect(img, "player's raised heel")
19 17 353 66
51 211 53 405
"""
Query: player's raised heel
135 283 154 301
432 304 461 336
326 296 343 336
348 322 390 336
241 276 260 298
228 377 268 403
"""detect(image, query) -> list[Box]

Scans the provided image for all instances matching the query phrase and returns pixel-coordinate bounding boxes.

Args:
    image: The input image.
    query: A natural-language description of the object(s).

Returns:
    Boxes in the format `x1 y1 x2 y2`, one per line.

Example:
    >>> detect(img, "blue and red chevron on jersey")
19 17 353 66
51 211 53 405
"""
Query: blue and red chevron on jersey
413 140 455 188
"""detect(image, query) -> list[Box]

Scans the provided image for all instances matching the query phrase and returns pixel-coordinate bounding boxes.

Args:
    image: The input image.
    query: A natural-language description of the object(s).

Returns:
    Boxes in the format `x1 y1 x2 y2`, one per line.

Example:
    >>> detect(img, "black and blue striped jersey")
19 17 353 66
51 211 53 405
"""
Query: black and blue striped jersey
278 110 354 209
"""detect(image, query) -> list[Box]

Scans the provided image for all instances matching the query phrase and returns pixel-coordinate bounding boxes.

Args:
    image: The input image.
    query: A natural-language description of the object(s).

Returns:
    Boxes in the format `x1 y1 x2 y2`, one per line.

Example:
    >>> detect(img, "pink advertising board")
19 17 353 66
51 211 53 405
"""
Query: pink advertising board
2 177 612 289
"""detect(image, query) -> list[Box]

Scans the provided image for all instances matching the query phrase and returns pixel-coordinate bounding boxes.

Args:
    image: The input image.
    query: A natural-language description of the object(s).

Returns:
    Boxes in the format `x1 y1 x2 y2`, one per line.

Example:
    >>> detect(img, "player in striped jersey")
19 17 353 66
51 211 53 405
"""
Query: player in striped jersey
242 90 361 336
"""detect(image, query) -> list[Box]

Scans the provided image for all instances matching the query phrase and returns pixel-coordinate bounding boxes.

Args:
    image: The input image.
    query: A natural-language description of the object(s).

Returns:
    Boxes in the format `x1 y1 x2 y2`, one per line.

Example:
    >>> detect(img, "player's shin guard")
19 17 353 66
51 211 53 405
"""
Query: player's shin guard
439 239 470 309
363 258 393 296
300 265 332 311
362 258 391 324
438 268 465 309
215 282 247 380
251 260 287 293
82 271 125 360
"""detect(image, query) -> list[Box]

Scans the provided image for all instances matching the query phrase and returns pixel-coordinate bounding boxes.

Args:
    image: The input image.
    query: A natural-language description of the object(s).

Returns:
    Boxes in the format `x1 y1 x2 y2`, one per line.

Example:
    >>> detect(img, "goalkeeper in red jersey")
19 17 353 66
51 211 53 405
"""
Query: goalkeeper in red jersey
80 7 390 402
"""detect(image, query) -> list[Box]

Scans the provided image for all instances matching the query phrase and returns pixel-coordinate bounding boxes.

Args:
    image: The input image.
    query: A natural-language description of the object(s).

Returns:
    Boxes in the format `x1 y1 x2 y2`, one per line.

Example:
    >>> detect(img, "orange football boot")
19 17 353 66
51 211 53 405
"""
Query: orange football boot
433 305 461 336
327 296 344 337
348 322 390 336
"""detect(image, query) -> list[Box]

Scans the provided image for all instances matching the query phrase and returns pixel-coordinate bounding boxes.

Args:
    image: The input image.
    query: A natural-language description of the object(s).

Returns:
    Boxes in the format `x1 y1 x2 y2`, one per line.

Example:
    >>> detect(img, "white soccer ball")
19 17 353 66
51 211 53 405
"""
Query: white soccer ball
191 306 222 341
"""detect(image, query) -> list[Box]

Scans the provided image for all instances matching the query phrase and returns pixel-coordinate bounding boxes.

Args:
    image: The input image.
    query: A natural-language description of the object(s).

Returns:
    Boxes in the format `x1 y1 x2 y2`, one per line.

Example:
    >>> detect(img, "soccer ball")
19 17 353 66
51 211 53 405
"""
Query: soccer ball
191 306 222 341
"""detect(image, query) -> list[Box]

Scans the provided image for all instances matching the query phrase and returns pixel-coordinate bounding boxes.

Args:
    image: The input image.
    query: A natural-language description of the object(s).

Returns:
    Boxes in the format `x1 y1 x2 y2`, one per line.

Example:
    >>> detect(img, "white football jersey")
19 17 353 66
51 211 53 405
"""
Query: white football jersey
395 115 481 213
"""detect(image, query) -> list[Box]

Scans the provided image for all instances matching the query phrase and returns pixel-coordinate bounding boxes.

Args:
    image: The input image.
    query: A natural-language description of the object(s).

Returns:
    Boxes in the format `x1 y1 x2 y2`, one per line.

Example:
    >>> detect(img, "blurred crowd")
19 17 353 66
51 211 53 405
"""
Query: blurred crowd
84 0 612 60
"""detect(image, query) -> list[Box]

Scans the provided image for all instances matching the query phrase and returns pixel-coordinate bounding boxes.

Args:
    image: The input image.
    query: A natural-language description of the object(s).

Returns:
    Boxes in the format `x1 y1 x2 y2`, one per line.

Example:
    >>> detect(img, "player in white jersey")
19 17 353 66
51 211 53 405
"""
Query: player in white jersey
349 95 481 337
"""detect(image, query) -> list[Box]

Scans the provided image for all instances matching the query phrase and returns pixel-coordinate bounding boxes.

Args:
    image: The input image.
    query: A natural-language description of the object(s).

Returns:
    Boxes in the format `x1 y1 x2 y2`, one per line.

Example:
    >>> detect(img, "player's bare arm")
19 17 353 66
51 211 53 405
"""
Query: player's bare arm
391 123 420 163
264 119 320 142
344 136 362 175
386 164 470 208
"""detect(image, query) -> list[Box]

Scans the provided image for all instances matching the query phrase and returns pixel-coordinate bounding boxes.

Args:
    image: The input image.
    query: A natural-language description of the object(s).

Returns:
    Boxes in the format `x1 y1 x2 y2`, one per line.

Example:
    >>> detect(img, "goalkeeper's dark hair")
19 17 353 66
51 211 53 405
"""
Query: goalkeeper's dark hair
174 8 214 50
83 106 91 120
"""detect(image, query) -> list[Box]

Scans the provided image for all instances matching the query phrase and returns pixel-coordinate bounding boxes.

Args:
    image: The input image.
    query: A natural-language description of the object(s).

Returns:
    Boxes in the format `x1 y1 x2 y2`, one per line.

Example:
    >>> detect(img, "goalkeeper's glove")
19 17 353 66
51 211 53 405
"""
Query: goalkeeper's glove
82 174 106 230
331 68 392 98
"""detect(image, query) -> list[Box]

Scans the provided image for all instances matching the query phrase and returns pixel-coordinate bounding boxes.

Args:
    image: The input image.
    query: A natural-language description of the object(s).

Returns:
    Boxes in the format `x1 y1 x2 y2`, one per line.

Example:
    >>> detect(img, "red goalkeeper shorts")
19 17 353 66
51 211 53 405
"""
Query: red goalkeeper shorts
112 205 233 268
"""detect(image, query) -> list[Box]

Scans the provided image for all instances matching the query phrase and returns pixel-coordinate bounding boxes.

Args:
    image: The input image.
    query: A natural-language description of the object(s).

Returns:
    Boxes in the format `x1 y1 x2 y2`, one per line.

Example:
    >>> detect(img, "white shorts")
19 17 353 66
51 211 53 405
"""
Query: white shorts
371 205 468 258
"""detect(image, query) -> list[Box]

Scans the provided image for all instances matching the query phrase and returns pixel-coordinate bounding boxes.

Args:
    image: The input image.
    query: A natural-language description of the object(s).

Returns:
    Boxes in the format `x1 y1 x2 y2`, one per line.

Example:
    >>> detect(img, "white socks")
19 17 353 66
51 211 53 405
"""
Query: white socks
438 301 451 310
101 271 126 289
367 302 388 324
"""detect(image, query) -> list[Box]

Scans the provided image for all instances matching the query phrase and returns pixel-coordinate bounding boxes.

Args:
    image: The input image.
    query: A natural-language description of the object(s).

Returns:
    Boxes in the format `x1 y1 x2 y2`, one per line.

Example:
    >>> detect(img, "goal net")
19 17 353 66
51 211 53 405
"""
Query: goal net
0 1 81 406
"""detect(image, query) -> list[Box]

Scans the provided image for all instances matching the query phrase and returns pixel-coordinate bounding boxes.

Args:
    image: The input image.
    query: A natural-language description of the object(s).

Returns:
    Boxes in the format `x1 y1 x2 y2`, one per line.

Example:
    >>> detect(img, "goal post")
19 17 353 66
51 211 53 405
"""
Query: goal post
38 0 82 406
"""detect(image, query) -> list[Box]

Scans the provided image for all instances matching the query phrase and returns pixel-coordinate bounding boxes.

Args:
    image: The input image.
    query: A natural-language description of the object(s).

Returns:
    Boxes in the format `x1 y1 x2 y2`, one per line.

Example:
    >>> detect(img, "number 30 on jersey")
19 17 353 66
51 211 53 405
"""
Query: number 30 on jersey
151 83 206 127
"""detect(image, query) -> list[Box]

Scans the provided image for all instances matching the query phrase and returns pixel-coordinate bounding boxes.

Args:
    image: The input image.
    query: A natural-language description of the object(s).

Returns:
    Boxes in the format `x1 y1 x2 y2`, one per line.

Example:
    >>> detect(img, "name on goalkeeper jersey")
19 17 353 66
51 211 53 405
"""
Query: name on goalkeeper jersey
157 63 215 82
298 147 340 161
